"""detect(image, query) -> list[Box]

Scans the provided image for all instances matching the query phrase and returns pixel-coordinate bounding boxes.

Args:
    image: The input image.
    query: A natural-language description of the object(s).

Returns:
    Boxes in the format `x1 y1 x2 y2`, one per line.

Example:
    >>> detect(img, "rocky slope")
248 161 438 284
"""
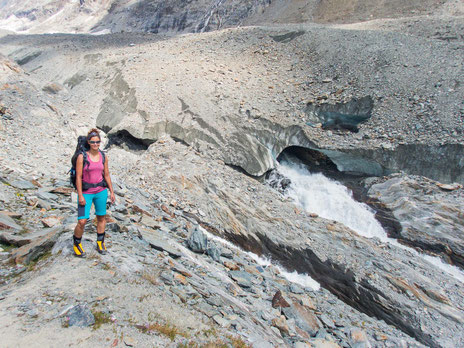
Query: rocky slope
0 155 430 348
1 1 464 347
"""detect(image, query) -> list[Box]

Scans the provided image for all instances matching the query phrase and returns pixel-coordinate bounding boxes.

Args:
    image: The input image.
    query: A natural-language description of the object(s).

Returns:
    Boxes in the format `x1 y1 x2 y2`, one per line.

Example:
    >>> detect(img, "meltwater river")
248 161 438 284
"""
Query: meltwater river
270 159 464 283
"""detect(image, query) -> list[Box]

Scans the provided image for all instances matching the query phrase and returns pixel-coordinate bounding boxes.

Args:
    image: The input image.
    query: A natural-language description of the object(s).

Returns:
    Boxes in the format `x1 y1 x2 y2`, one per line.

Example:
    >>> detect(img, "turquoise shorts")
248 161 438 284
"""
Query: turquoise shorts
77 189 108 220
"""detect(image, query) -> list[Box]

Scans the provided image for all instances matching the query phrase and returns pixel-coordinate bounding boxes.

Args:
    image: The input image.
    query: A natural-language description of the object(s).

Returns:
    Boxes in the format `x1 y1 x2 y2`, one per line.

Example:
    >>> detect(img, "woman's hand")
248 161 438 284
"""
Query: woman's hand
110 192 116 204
78 195 86 206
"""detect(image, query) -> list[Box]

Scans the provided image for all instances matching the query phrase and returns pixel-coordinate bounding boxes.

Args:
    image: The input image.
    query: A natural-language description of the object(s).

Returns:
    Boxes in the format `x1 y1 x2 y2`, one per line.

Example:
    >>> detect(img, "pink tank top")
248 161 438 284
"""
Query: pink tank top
82 152 105 194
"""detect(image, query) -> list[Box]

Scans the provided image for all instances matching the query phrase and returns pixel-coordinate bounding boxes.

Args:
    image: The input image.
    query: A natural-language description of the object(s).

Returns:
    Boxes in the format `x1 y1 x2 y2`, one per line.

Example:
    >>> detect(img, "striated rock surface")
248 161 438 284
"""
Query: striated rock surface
367 175 464 269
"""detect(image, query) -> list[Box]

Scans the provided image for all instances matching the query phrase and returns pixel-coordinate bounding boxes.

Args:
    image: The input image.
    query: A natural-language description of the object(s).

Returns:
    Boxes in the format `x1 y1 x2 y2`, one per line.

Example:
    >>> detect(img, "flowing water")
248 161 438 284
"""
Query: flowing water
202 228 321 290
268 159 464 283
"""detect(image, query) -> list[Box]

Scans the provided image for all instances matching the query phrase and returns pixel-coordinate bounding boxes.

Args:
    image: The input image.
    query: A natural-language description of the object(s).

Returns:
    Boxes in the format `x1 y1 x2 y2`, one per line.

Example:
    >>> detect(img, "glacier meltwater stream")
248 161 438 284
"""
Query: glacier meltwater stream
271 160 464 283
192 159 464 296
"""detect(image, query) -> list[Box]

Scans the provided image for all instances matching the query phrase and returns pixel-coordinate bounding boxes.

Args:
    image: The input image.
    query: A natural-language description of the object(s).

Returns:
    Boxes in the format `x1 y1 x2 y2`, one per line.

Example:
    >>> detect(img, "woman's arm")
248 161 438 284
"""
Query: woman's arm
104 155 116 203
76 154 86 206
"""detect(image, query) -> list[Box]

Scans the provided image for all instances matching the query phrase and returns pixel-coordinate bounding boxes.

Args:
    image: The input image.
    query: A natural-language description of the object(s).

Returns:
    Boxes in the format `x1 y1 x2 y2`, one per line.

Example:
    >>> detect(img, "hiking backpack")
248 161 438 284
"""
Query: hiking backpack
70 135 107 190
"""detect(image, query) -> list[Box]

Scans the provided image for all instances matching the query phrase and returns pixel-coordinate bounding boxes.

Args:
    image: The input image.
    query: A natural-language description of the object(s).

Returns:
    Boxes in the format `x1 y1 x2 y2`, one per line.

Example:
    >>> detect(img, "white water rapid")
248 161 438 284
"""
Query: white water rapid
270 160 464 283
201 228 321 291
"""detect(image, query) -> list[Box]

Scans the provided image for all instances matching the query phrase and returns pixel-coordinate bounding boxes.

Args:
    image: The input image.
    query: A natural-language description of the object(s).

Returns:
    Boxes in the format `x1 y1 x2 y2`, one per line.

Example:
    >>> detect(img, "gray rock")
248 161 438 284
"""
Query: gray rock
0 228 53 246
0 252 10 261
315 339 344 348
106 222 121 233
315 329 328 339
229 270 253 288
66 304 95 327
8 179 36 190
140 215 160 229
230 319 242 331
282 303 320 337
114 203 128 214
26 308 39 318
131 200 151 215
221 248 234 259
195 301 216 318
289 284 304 294
140 229 181 258
11 227 63 264
37 189 58 201
170 287 187 303
213 314 230 328
15 51 42 66
0 212 22 231
367 175 464 269
158 222 173 233
319 314 335 329
160 271 174 285
63 216 76 225
206 243 221 262
110 212 124 222
349 328 371 348
260 310 274 322
36 198 52 211
42 83 63 94
187 226 208 253
0 189 14 203
205 295 223 307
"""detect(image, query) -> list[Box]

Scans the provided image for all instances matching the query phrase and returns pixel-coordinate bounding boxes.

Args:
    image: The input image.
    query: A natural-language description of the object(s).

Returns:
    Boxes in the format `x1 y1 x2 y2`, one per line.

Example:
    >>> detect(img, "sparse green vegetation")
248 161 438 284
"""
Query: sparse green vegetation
176 331 251 347
0 242 16 252
138 293 150 302
178 338 247 348
226 335 252 348
141 271 159 285
136 322 189 341
27 251 52 271
177 342 197 348
92 310 113 330
126 314 137 325
202 327 218 338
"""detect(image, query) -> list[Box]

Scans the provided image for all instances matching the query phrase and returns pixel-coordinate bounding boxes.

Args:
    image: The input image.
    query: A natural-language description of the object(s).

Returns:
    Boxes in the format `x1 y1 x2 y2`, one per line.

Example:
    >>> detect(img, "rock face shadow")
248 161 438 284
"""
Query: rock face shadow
270 30 306 43
305 96 374 132
106 130 153 152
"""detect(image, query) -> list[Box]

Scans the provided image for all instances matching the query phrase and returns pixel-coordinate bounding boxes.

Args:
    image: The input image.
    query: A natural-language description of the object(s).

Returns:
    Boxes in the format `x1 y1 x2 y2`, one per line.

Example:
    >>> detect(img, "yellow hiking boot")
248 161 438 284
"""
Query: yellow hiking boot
73 242 86 257
96 240 107 255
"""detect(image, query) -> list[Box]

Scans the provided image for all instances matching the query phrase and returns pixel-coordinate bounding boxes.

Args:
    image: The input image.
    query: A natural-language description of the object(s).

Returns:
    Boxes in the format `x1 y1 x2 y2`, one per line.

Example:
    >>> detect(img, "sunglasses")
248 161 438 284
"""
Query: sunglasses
89 141 101 145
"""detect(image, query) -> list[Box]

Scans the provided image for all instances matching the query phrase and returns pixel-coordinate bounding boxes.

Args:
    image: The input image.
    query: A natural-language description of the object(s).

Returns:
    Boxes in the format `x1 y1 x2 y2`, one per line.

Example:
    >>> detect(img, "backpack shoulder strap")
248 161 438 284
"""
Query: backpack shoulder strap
82 151 90 168
99 150 106 165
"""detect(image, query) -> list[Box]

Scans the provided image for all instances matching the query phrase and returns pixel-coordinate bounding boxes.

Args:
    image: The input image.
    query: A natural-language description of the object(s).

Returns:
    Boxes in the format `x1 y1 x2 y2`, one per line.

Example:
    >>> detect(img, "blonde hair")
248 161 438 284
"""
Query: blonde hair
87 128 101 141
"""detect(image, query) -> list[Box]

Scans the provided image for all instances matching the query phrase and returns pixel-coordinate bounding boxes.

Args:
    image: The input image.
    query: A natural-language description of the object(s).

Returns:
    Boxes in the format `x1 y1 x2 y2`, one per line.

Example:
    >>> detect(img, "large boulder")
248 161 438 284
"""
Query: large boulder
11 227 63 265
187 226 208 253
0 212 22 231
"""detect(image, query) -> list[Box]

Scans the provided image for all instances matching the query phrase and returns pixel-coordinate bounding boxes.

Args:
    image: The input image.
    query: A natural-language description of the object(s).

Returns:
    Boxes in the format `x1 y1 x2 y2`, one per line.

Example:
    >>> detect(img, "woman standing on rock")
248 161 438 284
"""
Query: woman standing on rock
73 128 115 257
